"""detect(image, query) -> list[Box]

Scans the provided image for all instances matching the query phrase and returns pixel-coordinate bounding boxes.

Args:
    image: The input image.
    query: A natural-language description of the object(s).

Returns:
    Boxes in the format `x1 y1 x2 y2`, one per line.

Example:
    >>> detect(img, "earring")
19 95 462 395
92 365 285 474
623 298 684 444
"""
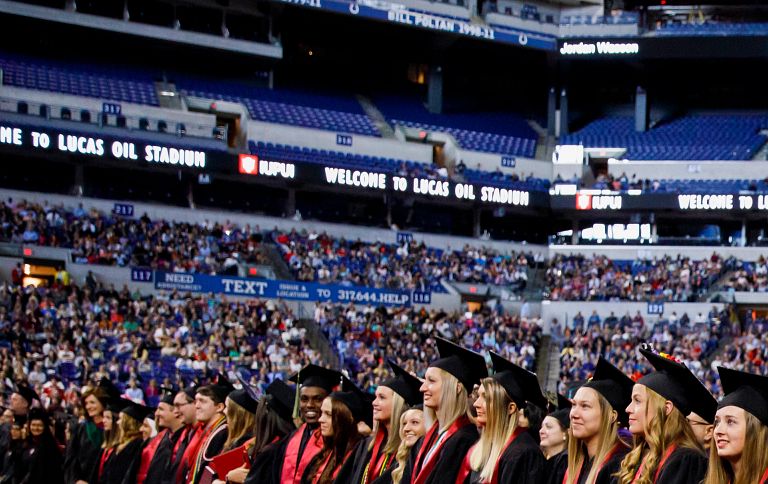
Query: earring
563 435 567 441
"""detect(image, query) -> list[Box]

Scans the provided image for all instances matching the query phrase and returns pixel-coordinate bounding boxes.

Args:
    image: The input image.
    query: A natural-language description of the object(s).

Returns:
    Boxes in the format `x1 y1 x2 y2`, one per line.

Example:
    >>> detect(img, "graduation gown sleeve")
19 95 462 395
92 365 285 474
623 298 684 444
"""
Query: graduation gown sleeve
496 432 546 484
543 451 568 484
576 446 629 484
117 439 145 484
18 436 65 484
420 424 479 484
345 437 372 484
64 421 103 483
245 441 282 484
655 447 706 484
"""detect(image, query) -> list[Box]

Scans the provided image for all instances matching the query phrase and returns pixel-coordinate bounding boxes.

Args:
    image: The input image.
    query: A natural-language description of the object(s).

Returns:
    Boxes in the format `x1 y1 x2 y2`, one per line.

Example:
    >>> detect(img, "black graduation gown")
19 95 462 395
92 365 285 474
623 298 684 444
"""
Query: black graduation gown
144 427 184 484
654 447 706 484
63 420 103 484
0 440 23 484
543 451 568 484
408 423 479 484
17 435 64 484
575 445 629 484
343 437 372 484
461 431 545 484
244 441 282 484
166 425 194 484
98 438 143 484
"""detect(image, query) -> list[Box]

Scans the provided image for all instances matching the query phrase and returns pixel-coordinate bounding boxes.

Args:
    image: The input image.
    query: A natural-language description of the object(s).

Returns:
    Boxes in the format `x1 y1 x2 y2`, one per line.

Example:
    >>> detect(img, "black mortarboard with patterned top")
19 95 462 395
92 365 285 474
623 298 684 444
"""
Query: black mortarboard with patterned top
717 366 768 426
13 383 39 405
581 356 634 426
550 394 572 429
431 337 488 392
204 372 236 404
489 352 547 410
639 344 716 423
159 387 176 406
266 379 296 424
382 360 423 407
288 364 343 394
230 375 259 414
121 401 155 422
331 376 374 428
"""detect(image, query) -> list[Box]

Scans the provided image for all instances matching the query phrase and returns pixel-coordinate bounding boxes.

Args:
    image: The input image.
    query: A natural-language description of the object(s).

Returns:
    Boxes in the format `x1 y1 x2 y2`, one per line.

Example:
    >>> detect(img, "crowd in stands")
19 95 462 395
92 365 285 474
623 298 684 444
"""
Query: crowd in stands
0 199 268 274
545 253 727 302
272 227 534 294
718 256 768 292
313 300 543 392
555 305 734 399
0 278 320 411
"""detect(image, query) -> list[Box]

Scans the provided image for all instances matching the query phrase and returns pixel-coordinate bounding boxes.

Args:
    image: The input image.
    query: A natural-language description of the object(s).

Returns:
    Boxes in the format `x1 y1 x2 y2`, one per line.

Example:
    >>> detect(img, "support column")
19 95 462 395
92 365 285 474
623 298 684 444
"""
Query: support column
286 188 296 218
473 207 482 238
74 165 84 197
547 87 557 136
571 219 578 245
427 65 443 114
635 86 649 132
741 219 747 247
559 88 569 136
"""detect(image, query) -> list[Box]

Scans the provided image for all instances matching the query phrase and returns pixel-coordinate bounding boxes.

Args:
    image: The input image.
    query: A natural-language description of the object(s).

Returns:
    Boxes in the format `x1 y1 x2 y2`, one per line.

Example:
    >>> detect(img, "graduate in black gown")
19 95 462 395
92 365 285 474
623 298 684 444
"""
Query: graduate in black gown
17 408 64 484
347 360 424 484
459 351 545 484
406 337 484 484
241 379 297 484
565 357 632 484
301 377 370 484
702 367 768 484
272 365 343 484
0 415 25 484
540 395 571 484
376 406 425 484
143 390 186 484
64 382 113 484
97 401 153 484
616 346 707 484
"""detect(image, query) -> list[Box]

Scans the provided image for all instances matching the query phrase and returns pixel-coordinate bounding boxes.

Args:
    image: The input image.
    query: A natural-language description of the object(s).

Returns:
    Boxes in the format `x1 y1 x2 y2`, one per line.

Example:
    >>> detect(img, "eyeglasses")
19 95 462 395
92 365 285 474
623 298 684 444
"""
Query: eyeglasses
173 401 193 409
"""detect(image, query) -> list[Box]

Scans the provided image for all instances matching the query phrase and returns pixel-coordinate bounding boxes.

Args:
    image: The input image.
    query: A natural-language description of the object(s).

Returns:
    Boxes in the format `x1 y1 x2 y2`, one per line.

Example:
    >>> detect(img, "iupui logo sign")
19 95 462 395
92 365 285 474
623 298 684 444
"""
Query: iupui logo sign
576 194 592 210
576 193 622 210
238 154 296 179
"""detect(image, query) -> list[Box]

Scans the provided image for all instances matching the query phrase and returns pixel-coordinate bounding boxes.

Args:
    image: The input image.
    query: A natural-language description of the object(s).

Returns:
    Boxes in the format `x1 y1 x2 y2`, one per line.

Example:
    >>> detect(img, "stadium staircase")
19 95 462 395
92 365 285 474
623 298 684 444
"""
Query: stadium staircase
295 316 341 368
356 95 397 138
535 335 560 394
262 244 295 281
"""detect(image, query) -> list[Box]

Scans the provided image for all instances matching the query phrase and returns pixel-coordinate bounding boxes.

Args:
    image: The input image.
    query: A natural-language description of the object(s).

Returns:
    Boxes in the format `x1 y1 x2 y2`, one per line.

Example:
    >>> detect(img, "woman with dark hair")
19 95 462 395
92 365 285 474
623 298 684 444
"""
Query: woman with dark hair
703 367 768 484
301 381 370 484
617 347 707 484
17 408 64 484
64 382 113 484
0 415 25 484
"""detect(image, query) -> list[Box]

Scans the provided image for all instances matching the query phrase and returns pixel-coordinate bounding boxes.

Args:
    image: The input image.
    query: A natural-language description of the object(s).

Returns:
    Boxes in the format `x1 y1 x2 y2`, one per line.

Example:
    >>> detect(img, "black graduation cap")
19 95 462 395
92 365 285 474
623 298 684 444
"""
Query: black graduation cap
106 397 130 413
381 360 423 407
182 385 197 401
717 366 768 427
638 345 716 423
13 383 39 405
229 375 259 414
550 394 572 429
206 372 236 404
330 376 374 428
431 337 488 392
121 400 155 422
159 387 176 406
489 352 547 410
27 407 49 422
97 377 121 401
12 414 27 427
266 379 297 424
288 364 343 394
581 357 634 426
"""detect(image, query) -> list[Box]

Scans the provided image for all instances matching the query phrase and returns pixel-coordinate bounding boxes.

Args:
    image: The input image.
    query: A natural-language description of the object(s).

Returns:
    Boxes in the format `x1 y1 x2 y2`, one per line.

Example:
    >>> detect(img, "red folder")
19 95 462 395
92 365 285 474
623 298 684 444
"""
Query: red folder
210 446 248 477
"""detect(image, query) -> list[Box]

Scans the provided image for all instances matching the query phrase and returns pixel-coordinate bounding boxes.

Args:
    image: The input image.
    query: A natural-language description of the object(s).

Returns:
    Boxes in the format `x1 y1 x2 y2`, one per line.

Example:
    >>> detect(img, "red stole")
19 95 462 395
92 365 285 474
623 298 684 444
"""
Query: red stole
631 444 677 484
177 423 204 483
98 447 115 480
310 446 356 484
137 430 168 484
760 467 768 484
454 427 525 484
411 416 471 484
364 429 392 484
281 423 324 484
173 426 191 462
562 442 625 484
455 443 477 484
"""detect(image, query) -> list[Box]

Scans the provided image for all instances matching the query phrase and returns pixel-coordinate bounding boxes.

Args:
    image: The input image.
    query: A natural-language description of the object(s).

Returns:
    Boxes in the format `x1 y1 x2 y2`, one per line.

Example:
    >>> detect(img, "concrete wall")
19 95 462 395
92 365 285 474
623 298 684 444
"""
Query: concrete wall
607 160 768 181
550 244 768 261
1 86 219 138
541 301 725 332
457 149 553 179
